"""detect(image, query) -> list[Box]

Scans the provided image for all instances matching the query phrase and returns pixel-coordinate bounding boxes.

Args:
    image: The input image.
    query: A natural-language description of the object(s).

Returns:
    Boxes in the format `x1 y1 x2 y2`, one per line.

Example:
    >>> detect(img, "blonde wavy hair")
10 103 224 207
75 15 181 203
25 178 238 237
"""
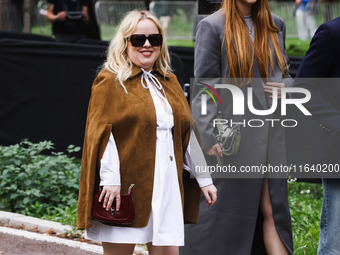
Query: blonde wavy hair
103 10 171 93
221 0 288 85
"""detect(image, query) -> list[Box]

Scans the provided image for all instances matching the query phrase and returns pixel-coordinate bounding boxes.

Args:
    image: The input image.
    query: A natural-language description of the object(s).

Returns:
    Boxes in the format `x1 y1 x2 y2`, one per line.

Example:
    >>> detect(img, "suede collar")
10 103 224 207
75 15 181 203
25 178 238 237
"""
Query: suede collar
129 64 171 79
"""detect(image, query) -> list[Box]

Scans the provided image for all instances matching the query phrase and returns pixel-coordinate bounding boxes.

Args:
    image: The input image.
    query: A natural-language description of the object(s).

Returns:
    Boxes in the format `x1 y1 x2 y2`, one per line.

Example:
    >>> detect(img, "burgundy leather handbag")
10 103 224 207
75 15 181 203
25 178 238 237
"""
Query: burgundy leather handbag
91 184 135 226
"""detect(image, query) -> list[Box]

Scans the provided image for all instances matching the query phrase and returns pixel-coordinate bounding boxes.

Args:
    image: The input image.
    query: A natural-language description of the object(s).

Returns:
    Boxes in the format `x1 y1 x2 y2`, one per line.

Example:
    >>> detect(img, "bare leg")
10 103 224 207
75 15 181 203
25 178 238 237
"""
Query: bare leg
102 242 135 255
260 179 288 255
146 242 179 255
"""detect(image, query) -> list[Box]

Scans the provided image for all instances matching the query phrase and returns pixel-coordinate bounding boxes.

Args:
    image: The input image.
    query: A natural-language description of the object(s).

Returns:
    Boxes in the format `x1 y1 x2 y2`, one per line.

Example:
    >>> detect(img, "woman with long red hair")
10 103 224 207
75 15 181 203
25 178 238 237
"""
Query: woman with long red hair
180 0 294 254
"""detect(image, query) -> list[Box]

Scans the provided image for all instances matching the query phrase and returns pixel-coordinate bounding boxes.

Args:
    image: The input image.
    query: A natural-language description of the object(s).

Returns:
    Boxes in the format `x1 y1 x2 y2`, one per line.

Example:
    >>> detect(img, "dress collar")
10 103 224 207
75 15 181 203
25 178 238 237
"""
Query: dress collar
129 64 171 79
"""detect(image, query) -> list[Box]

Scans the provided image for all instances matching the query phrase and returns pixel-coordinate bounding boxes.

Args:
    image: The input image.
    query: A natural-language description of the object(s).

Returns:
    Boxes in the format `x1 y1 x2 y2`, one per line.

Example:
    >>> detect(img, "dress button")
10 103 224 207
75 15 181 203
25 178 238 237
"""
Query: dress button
170 156 173 161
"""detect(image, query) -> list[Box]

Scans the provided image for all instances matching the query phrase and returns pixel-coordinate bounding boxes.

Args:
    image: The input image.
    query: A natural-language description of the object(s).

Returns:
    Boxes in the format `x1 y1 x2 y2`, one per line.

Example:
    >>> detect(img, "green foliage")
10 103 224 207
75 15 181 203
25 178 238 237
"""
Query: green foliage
167 39 195 47
286 38 311 57
168 8 194 39
288 180 323 255
0 140 325 249
99 24 117 42
0 140 81 221
41 204 78 227
31 24 52 37
29 23 310 56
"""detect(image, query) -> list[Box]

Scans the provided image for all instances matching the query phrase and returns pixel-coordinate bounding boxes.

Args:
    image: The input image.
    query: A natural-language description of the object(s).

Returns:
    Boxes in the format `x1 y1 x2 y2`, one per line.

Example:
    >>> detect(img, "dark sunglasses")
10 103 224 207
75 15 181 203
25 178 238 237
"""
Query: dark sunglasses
127 34 163 47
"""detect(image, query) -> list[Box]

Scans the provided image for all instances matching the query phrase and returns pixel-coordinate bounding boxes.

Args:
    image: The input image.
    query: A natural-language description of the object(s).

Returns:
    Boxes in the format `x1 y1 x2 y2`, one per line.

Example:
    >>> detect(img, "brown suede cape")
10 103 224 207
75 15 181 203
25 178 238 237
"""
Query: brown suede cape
77 66 201 230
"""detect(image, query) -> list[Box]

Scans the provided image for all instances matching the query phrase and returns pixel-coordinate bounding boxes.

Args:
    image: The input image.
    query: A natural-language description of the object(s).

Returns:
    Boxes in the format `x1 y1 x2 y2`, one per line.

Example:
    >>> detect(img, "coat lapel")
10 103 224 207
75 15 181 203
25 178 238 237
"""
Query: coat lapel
251 60 268 110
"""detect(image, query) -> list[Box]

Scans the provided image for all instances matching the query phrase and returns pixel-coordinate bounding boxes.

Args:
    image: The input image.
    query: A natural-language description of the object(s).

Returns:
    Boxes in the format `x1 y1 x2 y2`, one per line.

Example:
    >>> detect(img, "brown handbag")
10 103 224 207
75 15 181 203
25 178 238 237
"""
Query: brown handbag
91 184 135 226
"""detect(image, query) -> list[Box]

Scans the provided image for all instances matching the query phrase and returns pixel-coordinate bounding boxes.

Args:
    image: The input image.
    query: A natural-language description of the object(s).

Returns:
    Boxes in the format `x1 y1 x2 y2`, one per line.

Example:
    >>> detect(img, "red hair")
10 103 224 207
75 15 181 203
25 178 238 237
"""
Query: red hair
222 0 288 85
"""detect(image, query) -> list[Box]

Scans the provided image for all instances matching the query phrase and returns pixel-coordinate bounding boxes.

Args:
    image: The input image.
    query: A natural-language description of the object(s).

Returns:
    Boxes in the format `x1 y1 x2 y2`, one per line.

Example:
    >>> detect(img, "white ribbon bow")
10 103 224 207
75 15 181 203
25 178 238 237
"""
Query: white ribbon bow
140 68 163 91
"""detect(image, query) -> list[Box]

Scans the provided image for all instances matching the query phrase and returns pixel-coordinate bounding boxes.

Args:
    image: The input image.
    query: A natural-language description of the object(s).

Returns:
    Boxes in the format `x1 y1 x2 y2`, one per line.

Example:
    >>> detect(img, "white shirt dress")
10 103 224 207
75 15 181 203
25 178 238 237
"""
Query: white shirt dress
85 69 212 246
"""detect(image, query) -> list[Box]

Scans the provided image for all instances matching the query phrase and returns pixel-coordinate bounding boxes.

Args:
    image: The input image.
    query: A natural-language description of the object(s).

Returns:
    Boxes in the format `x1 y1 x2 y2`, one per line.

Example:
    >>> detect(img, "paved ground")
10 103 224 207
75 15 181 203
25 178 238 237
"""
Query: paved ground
0 226 102 255
0 211 148 255
0 230 100 255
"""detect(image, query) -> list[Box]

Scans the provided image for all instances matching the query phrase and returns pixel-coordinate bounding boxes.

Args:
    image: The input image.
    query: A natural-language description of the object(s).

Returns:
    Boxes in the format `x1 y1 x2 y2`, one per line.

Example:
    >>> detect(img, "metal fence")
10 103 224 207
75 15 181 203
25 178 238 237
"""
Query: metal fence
94 1 197 41
94 1 145 40
27 1 340 40
94 1 340 41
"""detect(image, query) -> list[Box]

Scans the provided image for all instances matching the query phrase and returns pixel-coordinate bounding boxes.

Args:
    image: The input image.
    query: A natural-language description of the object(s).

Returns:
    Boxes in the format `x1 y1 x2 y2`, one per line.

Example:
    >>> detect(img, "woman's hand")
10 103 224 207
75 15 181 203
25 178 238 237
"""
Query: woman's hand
205 143 223 157
99 185 121 211
264 82 286 99
201 184 217 206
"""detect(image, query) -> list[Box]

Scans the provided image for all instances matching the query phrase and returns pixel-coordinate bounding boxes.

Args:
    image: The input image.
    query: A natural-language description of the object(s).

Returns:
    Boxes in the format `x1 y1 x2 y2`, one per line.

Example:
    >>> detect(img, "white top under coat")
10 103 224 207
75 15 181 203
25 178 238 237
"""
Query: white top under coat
99 69 212 188
86 69 211 245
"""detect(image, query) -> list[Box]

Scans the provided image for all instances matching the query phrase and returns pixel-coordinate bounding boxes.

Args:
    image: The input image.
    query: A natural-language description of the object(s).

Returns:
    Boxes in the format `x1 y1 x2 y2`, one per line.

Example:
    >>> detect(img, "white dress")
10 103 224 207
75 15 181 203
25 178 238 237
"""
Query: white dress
85 69 212 246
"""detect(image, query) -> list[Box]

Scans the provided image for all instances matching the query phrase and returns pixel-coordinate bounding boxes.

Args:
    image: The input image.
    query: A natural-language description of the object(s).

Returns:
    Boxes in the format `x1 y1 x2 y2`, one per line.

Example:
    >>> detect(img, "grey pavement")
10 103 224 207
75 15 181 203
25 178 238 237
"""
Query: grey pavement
0 210 148 255
0 210 73 234
0 227 102 255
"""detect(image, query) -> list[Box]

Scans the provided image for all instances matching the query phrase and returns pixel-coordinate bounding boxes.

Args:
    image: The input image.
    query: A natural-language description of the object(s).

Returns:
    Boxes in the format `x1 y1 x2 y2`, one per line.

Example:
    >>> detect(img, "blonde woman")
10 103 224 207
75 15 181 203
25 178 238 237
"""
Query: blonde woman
181 0 294 254
77 10 217 255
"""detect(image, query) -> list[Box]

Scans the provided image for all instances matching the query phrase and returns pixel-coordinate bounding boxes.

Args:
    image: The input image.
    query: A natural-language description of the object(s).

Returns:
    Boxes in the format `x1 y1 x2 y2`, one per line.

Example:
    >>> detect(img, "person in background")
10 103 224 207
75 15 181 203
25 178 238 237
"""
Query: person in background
150 0 173 36
77 10 217 255
149 0 155 13
294 17 340 255
46 0 89 43
180 0 294 254
295 0 318 41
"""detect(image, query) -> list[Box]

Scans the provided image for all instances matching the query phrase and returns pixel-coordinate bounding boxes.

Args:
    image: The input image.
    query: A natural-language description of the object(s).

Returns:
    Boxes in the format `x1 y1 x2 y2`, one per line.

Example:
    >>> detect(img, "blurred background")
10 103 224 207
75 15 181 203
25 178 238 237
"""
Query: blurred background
1 0 340 52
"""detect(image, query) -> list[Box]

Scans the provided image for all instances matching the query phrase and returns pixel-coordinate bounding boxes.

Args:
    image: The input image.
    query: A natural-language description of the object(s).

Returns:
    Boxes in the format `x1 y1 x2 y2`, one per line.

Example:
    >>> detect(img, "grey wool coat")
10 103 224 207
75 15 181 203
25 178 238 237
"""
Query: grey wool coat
180 9 294 255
